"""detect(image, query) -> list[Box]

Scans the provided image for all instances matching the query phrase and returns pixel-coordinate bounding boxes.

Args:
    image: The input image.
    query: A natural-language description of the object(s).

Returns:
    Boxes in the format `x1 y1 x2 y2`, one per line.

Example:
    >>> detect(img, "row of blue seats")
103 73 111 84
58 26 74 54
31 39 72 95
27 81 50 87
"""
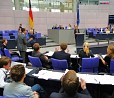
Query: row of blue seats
28 55 114 74
0 30 18 34
0 33 42 40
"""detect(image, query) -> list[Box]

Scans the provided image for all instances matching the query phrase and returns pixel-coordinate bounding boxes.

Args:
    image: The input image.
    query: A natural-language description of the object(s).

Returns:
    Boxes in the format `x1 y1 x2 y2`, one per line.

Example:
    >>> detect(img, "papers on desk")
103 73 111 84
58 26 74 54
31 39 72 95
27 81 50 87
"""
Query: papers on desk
94 54 106 58
77 73 114 85
45 51 79 58
45 51 54 57
32 69 114 85
25 68 33 74
70 54 79 58
77 73 100 84
11 61 26 67
32 70 64 80
97 75 114 85
26 49 33 52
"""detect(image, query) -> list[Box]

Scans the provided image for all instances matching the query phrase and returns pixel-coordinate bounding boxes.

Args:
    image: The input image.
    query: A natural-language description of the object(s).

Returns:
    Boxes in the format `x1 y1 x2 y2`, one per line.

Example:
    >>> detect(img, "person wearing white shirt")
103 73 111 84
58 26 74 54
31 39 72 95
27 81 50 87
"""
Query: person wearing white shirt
0 56 11 88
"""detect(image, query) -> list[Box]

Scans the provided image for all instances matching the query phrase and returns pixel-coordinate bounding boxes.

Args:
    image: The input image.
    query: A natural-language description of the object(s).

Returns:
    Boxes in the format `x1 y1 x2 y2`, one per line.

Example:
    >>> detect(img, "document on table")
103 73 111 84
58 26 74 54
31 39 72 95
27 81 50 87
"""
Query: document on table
45 51 54 56
11 61 26 67
70 55 79 58
98 75 114 85
26 49 33 52
25 68 33 74
77 73 100 84
32 70 64 80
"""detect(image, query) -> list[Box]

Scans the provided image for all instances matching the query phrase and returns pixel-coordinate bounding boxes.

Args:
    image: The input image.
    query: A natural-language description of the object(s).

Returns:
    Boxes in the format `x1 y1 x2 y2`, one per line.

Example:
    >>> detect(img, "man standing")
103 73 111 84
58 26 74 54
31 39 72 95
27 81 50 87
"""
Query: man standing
17 28 33 63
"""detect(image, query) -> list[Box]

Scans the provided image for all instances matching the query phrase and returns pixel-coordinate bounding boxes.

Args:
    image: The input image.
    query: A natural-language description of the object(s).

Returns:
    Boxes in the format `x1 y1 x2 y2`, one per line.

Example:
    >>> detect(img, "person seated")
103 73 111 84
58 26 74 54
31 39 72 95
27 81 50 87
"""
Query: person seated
78 42 94 58
50 70 92 98
52 43 71 67
98 44 114 73
111 26 114 33
52 24 58 29
0 56 11 88
32 43 51 69
105 27 110 34
3 64 47 98
67 24 72 29
58 25 64 29
1 38 20 57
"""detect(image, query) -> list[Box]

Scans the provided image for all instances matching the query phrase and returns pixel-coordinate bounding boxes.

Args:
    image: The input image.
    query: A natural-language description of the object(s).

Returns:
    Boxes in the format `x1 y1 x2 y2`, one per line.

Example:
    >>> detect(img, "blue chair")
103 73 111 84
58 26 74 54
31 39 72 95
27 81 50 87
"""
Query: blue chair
81 57 99 73
4 49 23 62
110 59 114 74
35 33 41 38
3 36 10 40
0 49 4 56
28 55 42 68
51 58 68 70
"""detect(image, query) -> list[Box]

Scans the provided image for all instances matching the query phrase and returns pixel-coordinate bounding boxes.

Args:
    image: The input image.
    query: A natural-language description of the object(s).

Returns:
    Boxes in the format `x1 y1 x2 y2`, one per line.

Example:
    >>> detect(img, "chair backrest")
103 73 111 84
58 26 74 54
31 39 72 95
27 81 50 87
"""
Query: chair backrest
110 59 114 74
28 55 42 68
4 49 11 58
51 58 68 70
81 57 99 73
0 49 4 56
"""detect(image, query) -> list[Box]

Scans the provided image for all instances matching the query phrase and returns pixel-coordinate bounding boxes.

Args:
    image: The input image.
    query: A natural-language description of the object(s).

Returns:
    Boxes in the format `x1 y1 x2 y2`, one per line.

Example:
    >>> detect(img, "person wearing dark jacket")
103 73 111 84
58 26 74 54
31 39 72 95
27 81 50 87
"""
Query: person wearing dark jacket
78 42 94 58
1 39 19 57
50 70 92 98
52 43 71 66
17 28 33 63
32 43 51 69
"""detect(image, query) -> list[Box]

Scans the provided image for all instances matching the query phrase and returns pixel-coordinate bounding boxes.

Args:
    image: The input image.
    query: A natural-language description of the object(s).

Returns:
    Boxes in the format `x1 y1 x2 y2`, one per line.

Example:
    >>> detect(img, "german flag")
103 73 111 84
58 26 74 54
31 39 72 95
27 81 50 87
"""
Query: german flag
29 0 34 29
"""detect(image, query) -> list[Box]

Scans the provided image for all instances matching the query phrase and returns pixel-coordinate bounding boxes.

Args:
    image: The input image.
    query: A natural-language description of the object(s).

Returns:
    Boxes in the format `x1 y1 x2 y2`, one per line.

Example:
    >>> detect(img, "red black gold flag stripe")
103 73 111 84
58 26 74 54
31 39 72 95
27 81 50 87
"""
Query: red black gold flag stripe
29 0 34 29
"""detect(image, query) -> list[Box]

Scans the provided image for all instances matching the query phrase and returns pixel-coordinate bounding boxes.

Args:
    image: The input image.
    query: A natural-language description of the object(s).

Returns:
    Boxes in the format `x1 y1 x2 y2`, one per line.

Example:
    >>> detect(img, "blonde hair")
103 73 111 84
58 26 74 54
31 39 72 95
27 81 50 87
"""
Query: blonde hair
107 44 114 59
83 42 90 55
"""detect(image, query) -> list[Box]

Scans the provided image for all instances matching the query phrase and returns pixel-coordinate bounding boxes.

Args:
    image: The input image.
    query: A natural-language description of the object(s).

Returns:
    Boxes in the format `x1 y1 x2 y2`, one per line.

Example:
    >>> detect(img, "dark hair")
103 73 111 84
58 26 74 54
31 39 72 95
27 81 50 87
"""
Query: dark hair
33 43 40 51
62 70 79 96
21 28 26 33
60 43 67 51
0 56 11 68
2 38 7 44
10 64 25 82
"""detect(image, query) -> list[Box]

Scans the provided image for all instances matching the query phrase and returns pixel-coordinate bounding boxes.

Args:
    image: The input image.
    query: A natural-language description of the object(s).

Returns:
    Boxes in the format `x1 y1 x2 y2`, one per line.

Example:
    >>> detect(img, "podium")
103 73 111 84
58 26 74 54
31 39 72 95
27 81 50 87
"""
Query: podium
48 29 75 44
75 33 84 46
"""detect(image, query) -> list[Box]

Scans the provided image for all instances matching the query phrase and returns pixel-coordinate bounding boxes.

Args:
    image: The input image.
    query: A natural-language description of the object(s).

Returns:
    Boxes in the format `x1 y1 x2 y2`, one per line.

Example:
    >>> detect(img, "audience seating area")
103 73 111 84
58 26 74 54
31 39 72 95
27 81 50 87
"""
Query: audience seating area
86 28 114 40
0 30 46 49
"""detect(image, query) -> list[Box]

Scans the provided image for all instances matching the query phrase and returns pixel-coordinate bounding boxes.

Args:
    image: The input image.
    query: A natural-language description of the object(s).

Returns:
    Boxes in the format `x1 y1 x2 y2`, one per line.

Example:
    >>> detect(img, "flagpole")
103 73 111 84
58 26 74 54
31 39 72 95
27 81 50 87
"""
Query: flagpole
77 0 80 26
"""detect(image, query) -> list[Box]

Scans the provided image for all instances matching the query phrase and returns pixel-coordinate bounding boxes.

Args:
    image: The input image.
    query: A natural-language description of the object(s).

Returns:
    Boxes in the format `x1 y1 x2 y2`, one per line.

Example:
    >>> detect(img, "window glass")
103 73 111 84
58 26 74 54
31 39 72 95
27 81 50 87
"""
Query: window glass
12 0 74 13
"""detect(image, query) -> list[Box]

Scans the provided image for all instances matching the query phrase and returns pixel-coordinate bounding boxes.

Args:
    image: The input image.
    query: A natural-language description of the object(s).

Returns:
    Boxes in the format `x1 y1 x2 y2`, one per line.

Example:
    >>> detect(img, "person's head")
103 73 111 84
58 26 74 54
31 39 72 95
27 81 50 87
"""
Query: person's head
20 24 22 27
0 56 11 70
10 64 25 82
83 42 90 55
60 43 67 51
2 38 7 45
61 70 79 96
74 25 78 29
33 43 40 52
21 28 26 34
107 44 114 58
69 24 71 27
29 28 34 34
